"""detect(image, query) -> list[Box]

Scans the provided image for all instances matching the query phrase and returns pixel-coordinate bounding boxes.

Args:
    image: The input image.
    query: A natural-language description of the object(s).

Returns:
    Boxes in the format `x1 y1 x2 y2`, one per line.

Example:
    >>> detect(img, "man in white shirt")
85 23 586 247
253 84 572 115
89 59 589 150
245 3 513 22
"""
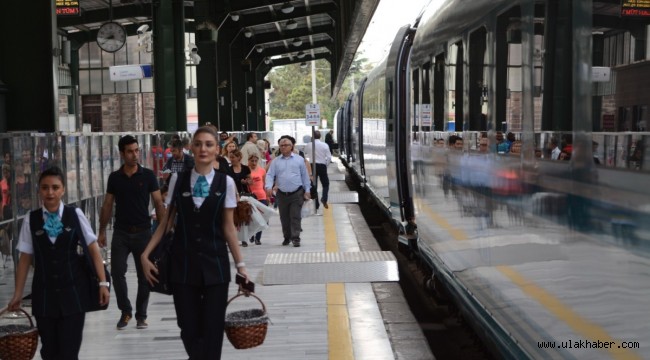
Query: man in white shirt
305 130 332 212
549 138 561 160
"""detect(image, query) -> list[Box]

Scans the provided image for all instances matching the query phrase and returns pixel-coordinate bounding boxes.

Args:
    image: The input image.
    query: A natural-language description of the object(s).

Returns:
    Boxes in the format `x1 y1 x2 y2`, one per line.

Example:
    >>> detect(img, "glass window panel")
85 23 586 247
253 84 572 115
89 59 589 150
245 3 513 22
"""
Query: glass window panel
90 69 103 94
88 42 102 68
115 45 128 66
79 70 90 95
141 78 153 92
103 69 114 94
116 78 128 93
79 43 90 68
128 79 140 93
102 51 115 68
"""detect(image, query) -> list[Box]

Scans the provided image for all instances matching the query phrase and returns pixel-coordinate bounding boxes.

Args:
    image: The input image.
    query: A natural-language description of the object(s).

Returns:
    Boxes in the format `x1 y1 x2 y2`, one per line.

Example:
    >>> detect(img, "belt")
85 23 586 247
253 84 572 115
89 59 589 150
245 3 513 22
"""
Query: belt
277 187 302 196
116 225 150 234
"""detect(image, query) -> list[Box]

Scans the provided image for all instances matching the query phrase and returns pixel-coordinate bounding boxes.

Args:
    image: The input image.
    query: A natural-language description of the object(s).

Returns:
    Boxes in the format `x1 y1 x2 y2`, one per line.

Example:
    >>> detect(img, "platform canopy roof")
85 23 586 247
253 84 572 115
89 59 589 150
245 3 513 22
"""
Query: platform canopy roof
58 0 379 98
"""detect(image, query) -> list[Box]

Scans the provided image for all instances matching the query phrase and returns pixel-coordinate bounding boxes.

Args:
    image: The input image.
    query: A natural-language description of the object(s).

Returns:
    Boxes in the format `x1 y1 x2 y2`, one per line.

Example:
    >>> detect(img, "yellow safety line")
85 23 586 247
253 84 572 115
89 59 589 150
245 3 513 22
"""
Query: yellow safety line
324 206 354 360
414 198 468 241
415 197 640 359
497 266 640 359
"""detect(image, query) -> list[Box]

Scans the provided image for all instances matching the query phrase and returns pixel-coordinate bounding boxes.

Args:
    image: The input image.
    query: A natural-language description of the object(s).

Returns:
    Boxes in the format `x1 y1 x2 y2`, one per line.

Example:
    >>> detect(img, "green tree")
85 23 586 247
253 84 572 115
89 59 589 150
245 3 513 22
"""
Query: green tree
268 54 370 128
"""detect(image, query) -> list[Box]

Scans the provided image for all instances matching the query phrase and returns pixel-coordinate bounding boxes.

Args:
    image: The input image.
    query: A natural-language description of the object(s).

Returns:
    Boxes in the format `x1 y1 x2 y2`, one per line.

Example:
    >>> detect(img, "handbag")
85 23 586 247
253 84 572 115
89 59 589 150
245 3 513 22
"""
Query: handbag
72 209 111 312
148 178 182 295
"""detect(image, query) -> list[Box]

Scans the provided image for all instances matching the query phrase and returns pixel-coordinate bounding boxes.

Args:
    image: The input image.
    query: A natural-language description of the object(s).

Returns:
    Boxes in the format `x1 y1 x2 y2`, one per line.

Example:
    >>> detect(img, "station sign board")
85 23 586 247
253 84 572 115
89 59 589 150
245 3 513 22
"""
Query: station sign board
109 64 153 81
621 0 650 17
56 0 80 16
305 103 320 126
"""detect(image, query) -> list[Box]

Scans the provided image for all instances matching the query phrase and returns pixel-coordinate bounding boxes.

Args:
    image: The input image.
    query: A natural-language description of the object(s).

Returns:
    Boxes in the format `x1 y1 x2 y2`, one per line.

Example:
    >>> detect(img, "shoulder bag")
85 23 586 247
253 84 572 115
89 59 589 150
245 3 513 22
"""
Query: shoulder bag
148 172 183 295
69 206 111 312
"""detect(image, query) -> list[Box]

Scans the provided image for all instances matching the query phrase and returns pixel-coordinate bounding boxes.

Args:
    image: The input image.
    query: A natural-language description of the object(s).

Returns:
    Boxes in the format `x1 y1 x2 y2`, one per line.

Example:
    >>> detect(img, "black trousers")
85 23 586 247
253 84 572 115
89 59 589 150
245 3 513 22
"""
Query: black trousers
35 312 85 360
173 282 229 360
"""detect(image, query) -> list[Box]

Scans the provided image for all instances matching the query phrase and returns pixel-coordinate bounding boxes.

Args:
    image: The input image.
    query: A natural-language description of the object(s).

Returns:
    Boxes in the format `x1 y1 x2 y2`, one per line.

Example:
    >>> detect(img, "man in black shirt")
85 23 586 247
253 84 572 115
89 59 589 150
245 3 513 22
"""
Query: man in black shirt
98 135 165 330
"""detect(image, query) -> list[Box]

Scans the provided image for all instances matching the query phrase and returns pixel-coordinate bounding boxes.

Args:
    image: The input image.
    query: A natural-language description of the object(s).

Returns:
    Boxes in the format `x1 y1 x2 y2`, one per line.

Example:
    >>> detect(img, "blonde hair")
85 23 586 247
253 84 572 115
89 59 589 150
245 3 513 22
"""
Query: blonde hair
221 140 238 156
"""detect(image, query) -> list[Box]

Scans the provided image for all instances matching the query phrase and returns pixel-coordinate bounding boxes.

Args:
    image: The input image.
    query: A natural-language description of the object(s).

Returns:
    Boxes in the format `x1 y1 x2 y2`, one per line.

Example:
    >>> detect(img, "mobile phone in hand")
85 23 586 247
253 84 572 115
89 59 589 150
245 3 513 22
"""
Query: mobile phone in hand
235 273 255 293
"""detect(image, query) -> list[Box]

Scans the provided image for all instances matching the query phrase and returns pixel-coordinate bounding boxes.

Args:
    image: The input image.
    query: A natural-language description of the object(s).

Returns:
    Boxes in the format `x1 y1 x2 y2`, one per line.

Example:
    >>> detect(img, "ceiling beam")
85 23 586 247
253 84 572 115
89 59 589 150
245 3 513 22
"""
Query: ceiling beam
249 39 332 59
267 52 331 67
222 3 336 30
249 23 334 47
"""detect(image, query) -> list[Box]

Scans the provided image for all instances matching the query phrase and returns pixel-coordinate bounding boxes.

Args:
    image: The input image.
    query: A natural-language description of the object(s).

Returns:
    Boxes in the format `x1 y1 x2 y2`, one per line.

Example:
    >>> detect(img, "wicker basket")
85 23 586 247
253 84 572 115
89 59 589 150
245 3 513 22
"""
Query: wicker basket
224 293 268 349
0 308 38 360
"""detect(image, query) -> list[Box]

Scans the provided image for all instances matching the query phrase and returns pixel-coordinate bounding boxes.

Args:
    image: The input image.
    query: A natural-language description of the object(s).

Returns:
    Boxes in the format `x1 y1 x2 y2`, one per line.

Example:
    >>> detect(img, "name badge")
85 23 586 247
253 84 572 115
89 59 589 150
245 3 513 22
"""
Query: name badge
182 192 192 197
35 230 45 236
215 192 222 196
65 227 72 232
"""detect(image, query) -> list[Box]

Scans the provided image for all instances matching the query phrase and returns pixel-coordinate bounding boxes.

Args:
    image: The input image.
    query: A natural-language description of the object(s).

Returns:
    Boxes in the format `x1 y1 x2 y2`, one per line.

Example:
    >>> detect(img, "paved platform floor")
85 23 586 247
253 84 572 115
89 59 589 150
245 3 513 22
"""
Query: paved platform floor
0 159 433 359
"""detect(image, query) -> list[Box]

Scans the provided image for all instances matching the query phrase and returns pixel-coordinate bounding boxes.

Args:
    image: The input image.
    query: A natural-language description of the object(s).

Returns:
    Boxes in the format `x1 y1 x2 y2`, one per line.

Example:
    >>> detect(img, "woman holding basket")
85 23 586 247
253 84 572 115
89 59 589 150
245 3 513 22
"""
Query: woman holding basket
141 125 249 360
7 166 109 360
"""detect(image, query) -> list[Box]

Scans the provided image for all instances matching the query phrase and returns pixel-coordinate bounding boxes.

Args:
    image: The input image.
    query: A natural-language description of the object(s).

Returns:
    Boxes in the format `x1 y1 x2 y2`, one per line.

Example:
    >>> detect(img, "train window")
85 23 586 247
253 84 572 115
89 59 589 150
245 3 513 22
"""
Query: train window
433 54 445 132
469 27 488 131
412 68 420 133
421 62 432 132
448 42 463 132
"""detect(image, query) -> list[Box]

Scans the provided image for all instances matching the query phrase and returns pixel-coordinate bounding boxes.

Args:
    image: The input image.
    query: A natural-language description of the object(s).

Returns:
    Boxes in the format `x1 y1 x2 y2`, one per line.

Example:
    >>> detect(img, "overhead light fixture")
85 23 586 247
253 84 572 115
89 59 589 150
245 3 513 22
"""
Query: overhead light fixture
244 28 253 38
264 57 272 65
300 62 307 68
292 38 302 47
285 19 298 30
296 51 305 59
281 2 294 14
256 46 264 53
230 13 240 22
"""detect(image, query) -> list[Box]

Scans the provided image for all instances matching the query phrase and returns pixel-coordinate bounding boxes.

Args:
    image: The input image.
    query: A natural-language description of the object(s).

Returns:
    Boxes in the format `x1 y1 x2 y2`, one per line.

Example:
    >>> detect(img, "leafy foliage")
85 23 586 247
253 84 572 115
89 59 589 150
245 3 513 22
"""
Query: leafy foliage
267 54 370 128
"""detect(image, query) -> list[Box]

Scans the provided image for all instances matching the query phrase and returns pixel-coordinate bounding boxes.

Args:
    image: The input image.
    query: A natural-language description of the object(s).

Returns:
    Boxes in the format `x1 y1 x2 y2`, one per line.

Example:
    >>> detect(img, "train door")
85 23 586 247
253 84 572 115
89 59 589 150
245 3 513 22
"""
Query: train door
354 78 368 179
386 25 416 226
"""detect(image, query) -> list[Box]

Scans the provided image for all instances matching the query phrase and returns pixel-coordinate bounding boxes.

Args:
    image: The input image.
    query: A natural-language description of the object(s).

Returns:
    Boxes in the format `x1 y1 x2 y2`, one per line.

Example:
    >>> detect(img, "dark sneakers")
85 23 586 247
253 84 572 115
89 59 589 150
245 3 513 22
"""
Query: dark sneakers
282 239 291 246
322 201 329 209
116 313 132 330
255 239 261 245
293 241 301 247
136 319 148 329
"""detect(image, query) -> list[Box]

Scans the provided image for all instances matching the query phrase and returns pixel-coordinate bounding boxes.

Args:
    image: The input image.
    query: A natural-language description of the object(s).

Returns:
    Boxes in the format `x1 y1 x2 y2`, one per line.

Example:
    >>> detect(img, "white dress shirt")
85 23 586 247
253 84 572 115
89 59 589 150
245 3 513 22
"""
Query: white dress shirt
17 202 97 254
304 139 331 165
165 170 237 209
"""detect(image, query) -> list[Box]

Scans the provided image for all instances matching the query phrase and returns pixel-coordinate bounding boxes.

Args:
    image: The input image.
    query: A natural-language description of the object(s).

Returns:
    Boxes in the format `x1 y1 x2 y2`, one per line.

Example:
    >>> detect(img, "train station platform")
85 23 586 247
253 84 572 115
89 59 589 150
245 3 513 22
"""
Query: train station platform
0 158 433 360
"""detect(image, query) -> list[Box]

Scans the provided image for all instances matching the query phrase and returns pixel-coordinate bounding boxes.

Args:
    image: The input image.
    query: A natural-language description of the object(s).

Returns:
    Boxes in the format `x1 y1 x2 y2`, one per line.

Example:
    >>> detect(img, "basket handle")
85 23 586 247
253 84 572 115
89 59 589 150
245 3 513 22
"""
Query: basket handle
0 307 35 328
227 292 267 314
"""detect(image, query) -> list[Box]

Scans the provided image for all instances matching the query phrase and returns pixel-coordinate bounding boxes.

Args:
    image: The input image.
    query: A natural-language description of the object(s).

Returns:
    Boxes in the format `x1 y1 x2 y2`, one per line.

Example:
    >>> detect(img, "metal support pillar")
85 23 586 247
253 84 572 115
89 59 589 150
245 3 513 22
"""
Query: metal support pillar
153 0 186 131
0 0 57 132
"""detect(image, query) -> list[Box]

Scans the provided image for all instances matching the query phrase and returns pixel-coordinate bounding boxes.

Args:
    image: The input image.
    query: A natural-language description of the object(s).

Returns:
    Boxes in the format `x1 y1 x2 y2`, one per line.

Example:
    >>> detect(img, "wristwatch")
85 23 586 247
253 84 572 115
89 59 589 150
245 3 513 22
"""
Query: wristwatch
99 281 110 287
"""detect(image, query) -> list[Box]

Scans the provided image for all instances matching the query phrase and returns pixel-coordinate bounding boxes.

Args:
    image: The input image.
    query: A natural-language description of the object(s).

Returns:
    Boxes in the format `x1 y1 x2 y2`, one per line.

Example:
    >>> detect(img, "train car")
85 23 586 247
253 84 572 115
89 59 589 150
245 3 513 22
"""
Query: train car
342 0 650 358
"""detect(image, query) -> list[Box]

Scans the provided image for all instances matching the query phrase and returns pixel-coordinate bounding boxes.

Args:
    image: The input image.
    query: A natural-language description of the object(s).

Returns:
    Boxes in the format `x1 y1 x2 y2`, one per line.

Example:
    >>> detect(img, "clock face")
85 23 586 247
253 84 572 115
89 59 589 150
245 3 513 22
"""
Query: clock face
96 22 127 53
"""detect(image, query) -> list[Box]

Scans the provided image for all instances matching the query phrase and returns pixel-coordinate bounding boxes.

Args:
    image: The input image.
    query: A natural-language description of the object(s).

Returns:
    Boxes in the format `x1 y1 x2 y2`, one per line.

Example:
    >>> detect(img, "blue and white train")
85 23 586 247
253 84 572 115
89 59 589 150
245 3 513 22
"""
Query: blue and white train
338 0 650 358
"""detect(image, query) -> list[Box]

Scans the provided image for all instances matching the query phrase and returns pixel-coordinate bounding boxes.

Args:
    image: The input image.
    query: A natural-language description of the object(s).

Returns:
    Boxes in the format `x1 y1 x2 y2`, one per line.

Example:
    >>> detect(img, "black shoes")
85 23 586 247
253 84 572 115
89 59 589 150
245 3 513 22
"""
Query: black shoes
293 241 301 247
117 313 132 330
322 201 329 209
255 239 261 245
241 241 248 247
136 319 148 329
282 239 291 246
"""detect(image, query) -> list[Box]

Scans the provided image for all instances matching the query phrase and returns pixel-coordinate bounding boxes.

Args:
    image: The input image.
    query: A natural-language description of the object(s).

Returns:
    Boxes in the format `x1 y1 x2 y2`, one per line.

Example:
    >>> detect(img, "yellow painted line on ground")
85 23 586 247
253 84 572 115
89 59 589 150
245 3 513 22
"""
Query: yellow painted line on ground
497 266 640 359
414 198 468 241
324 207 354 360
414 197 638 359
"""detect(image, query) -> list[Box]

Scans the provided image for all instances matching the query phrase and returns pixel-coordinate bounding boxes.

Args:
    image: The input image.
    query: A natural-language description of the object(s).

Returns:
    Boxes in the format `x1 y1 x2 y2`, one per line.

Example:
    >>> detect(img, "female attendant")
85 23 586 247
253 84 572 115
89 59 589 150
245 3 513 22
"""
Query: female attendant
141 126 247 360
8 166 109 360
247 153 267 245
